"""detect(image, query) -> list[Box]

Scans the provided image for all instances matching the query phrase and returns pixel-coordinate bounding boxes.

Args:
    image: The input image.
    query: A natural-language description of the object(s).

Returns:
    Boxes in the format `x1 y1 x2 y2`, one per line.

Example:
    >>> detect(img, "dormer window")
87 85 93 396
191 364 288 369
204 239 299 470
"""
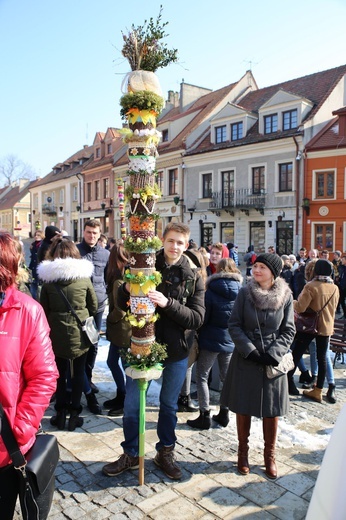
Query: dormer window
96 147 101 159
215 125 227 143
231 122 243 141
107 143 112 154
264 114 278 134
283 109 298 130
162 129 169 142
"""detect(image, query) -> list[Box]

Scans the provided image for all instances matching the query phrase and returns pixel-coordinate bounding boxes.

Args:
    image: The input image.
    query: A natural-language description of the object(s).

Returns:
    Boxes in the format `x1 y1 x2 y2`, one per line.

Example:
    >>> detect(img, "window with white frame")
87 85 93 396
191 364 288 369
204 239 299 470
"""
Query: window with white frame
157 170 164 192
314 223 334 250
283 109 297 130
279 163 293 191
315 170 335 199
252 166 265 194
95 180 100 200
59 189 64 204
168 169 178 195
222 170 234 206
87 182 92 202
215 125 227 144
103 178 109 199
202 173 212 198
162 129 169 142
231 122 243 141
73 186 78 201
264 114 278 134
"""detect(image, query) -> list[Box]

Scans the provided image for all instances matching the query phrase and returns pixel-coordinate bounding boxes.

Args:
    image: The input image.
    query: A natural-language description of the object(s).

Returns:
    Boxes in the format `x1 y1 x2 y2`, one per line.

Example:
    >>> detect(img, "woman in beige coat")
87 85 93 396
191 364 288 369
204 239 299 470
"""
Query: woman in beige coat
288 259 339 403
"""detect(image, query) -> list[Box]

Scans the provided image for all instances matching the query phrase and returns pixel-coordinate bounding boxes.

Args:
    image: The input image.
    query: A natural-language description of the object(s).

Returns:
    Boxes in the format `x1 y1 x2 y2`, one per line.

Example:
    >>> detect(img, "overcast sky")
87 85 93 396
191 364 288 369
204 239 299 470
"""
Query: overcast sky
1 0 346 176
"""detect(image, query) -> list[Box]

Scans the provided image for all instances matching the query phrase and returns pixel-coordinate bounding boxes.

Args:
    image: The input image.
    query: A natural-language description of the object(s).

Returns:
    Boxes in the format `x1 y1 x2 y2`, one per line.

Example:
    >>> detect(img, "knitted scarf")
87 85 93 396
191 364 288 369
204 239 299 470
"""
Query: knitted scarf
313 275 334 283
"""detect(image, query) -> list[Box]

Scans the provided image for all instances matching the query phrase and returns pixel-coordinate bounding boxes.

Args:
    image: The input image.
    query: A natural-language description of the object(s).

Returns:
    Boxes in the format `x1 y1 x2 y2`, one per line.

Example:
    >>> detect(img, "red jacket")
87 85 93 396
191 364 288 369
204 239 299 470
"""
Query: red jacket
0 286 58 467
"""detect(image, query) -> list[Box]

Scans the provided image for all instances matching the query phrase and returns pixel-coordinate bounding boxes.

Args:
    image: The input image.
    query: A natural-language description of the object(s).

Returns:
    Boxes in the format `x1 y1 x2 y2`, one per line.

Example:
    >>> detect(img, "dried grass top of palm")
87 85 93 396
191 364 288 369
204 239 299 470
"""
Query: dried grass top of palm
121 6 178 72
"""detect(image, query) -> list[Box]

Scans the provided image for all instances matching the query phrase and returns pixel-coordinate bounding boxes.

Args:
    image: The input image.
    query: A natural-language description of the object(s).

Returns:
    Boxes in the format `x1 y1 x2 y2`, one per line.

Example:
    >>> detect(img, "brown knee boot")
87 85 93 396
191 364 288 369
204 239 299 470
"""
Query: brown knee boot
263 417 278 479
236 414 251 475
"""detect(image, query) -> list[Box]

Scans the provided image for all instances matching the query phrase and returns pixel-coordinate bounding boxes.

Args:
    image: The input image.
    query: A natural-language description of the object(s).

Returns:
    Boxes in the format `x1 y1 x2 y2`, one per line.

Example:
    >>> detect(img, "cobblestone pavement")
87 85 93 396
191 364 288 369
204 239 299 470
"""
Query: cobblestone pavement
14 355 346 520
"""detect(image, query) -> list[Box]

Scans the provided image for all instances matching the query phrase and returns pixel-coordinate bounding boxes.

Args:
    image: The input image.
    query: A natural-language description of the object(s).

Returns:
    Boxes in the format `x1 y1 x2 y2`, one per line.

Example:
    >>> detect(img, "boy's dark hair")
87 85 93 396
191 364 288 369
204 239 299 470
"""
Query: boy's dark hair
84 219 101 230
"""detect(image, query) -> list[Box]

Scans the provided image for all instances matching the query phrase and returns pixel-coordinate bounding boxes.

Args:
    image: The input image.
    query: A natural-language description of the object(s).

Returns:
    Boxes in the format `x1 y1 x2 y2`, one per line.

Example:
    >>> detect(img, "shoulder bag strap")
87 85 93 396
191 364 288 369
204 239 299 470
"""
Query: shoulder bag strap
317 287 338 315
53 284 84 328
0 402 27 469
254 308 265 353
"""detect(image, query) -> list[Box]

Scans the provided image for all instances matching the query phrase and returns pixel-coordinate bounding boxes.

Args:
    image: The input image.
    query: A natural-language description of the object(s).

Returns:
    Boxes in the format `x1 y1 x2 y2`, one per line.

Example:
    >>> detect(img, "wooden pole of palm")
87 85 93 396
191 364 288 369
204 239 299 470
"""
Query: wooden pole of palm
119 7 177 485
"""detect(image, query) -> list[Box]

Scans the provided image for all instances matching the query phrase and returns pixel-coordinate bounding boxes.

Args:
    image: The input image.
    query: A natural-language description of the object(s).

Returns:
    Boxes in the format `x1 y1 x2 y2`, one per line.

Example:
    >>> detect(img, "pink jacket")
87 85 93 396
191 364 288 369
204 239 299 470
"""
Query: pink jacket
0 286 58 467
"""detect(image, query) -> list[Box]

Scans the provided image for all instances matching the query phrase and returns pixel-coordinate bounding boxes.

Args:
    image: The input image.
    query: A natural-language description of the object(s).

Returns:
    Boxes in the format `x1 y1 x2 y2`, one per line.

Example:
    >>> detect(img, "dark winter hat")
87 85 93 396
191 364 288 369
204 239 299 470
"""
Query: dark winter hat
255 253 283 279
44 225 61 241
314 259 333 277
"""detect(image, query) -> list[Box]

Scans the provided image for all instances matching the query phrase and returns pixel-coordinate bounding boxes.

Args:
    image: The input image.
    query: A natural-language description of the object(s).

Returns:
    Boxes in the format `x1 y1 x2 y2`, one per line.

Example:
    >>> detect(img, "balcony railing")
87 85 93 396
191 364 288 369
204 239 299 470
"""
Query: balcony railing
41 204 57 215
209 189 266 215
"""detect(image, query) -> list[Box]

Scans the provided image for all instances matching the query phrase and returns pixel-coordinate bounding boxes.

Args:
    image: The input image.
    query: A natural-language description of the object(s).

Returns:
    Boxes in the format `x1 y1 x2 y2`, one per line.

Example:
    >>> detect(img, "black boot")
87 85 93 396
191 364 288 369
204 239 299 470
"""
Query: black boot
187 410 211 430
107 392 125 416
288 377 300 396
302 375 317 389
299 370 313 384
326 384 336 404
212 407 229 427
86 392 102 414
68 408 84 431
50 409 67 430
177 394 198 412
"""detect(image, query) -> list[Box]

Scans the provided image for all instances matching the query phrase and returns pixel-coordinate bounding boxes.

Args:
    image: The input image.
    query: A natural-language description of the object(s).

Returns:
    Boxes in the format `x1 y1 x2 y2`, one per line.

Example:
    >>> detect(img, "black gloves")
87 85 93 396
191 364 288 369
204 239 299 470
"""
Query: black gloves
247 350 263 363
247 350 279 366
262 353 279 366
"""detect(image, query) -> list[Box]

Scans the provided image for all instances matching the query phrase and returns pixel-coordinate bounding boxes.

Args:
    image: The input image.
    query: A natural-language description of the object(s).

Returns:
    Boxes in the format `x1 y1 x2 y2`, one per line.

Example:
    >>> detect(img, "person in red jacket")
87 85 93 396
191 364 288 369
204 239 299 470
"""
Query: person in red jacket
0 232 58 520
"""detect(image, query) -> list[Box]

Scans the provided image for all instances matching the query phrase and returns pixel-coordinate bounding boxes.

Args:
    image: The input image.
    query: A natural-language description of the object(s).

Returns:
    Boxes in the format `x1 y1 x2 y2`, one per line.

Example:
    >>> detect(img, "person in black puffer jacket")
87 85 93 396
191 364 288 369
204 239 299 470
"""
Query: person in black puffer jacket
103 222 205 481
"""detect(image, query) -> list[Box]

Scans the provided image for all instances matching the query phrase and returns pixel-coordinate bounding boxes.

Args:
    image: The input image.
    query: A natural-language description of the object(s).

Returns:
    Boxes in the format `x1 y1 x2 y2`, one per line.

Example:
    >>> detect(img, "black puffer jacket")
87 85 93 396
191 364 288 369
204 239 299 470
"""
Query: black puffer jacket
118 250 205 361
77 240 110 312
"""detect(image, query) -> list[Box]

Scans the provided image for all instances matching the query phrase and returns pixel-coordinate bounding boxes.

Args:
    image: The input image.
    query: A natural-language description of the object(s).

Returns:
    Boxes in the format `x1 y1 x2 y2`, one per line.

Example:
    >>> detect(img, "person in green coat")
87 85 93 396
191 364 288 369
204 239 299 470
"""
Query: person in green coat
38 236 98 431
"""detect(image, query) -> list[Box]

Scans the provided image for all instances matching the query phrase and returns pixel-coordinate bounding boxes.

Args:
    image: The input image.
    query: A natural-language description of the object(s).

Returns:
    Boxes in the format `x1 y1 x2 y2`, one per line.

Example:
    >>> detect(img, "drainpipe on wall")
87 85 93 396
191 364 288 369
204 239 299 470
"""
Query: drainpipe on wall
180 157 186 223
293 136 301 254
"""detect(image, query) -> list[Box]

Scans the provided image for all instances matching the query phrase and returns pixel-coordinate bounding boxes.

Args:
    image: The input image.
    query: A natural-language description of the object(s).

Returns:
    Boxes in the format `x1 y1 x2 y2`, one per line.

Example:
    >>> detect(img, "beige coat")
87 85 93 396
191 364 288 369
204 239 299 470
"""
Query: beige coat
294 280 339 336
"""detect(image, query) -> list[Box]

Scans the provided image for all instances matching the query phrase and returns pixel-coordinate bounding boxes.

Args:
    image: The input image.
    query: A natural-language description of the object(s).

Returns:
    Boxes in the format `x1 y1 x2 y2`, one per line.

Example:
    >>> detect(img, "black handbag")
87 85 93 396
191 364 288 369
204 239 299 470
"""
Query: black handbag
0 403 59 520
54 284 99 346
294 309 319 335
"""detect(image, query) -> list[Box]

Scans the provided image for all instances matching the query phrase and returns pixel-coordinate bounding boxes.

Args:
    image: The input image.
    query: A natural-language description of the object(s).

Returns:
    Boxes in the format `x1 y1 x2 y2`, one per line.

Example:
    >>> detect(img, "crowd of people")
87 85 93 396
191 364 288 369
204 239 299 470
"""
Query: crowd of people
1 223 344 518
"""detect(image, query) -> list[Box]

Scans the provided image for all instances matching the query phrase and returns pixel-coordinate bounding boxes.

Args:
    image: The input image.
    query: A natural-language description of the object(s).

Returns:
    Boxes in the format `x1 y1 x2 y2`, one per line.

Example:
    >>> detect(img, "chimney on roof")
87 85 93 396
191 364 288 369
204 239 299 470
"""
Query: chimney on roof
83 144 88 149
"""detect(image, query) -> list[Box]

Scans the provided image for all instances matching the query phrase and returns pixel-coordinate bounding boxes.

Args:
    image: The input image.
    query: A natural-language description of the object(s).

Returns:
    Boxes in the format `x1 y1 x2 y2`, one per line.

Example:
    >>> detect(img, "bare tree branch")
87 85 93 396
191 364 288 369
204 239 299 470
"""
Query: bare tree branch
0 154 36 187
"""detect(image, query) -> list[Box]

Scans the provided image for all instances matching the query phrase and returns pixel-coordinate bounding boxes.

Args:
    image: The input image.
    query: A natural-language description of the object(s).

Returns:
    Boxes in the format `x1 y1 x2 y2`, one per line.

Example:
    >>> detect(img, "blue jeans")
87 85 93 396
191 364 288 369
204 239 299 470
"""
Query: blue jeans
121 357 188 456
107 343 126 395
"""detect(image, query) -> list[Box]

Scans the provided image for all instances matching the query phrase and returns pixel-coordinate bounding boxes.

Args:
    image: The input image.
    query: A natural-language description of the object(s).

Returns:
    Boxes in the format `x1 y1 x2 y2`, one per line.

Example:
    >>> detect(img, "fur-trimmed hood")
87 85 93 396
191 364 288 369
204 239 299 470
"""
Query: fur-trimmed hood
245 276 291 311
37 257 94 283
206 270 243 289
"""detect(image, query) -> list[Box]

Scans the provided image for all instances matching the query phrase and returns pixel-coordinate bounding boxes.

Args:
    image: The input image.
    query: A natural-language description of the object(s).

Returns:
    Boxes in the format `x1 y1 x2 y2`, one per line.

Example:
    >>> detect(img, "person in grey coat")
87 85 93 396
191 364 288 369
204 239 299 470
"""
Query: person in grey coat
221 253 295 480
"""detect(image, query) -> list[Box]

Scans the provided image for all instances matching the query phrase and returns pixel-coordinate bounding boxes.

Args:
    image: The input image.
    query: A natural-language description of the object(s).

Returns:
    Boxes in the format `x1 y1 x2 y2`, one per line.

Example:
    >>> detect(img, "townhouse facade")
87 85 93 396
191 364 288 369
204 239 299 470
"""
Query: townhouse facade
0 179 33 238
29 145 93 241
304 106 346 252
